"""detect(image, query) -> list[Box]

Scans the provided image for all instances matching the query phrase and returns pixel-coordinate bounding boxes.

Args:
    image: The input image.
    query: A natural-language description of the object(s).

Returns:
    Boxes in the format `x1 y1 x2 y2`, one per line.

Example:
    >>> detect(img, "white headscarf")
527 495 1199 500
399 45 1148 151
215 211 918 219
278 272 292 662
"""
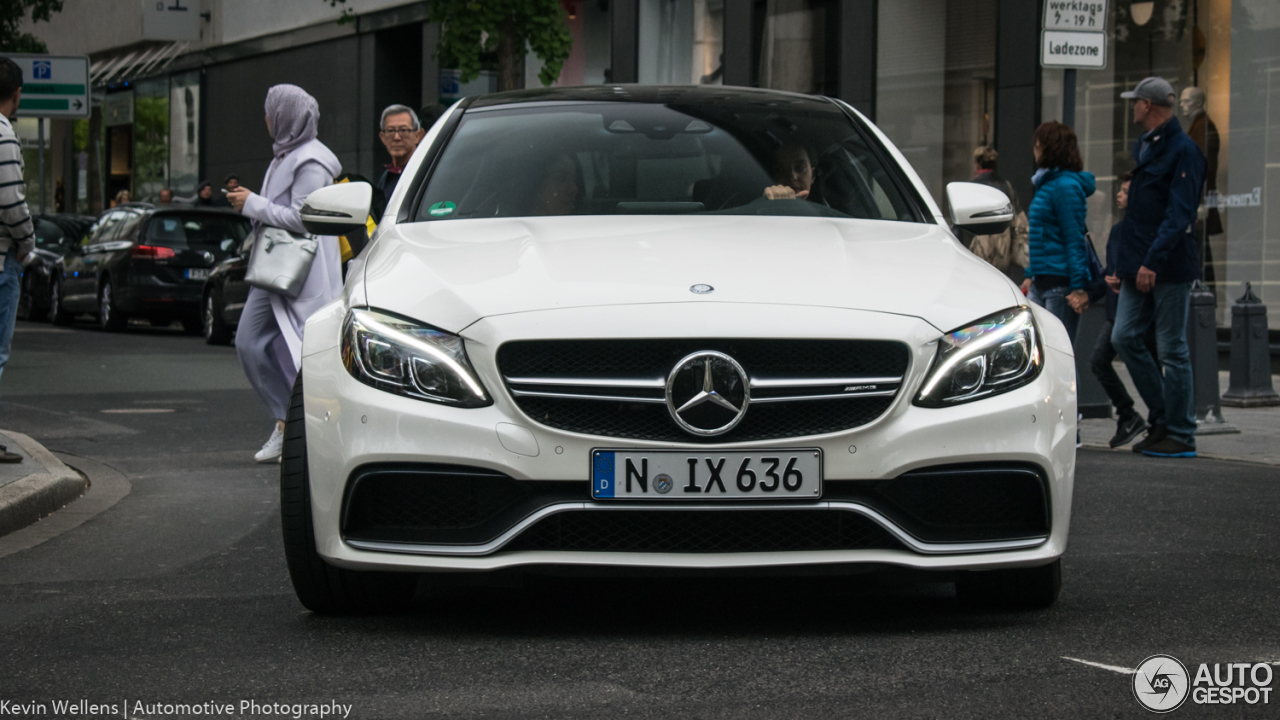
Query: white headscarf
265 84 319 159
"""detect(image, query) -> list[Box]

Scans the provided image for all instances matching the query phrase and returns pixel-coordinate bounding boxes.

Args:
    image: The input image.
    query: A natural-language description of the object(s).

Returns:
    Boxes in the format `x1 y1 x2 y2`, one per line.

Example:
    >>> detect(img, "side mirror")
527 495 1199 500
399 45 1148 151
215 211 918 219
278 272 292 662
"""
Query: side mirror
300 182 372 236
946 182 1013 235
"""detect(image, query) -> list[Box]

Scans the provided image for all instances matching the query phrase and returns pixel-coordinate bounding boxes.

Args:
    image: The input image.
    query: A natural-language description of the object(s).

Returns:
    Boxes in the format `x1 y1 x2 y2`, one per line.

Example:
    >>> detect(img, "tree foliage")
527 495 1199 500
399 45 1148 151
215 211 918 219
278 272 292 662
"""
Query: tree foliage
428 0 572 90
0 0 64 53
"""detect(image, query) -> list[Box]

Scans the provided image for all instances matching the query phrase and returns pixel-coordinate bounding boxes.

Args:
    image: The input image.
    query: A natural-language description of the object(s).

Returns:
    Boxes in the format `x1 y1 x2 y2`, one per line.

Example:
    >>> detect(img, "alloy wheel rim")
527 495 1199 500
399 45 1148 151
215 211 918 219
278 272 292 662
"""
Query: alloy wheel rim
101 286 110 325
50 283 58 318
204 296 214 338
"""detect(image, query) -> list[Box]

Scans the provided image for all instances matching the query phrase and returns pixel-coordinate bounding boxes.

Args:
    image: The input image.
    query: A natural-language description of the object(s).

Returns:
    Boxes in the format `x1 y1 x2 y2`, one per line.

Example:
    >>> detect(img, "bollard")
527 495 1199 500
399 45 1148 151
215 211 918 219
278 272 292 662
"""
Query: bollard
1221 282 1280 407
1187 281 1237 433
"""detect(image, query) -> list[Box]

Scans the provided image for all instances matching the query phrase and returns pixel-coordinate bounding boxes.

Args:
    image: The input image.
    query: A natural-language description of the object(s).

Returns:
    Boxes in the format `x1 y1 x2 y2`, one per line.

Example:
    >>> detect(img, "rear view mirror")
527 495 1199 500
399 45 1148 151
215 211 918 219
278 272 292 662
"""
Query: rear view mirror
300 182 372 236
946 182 1013 236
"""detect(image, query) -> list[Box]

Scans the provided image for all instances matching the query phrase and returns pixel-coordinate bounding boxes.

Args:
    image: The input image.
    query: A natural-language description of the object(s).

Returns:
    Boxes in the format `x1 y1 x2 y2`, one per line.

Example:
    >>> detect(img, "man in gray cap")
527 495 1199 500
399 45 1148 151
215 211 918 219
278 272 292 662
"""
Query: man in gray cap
1106 76 1206 459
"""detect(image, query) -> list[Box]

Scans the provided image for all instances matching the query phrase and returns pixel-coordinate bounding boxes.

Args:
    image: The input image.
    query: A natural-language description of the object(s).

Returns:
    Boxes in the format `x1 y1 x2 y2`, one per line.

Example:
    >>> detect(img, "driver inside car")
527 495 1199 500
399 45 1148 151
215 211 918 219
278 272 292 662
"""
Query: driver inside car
531 153 583 216
763 143 815 200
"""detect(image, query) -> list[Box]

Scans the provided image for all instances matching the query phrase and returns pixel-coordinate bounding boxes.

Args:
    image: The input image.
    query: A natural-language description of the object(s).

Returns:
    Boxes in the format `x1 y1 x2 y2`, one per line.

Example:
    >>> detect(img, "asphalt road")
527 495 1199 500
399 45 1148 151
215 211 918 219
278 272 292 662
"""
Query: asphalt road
1 318 1277 719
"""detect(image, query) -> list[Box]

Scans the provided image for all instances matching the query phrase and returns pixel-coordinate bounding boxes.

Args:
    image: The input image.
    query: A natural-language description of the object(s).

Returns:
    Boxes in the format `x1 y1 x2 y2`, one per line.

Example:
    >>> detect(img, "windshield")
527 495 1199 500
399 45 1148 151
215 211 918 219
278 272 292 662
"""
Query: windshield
147 213 251 254
414 101 920 223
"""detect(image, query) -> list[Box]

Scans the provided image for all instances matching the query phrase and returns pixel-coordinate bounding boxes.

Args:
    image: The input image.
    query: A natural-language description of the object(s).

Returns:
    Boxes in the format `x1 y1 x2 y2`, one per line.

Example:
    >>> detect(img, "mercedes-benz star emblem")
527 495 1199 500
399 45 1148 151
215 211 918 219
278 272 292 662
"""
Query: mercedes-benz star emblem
665 351 750 436
690 284 714 294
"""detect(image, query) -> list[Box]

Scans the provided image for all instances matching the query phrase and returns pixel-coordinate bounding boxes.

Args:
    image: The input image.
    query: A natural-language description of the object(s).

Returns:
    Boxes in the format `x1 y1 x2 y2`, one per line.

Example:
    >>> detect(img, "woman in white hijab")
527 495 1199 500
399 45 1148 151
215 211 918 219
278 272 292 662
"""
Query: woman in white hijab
227 84 342 463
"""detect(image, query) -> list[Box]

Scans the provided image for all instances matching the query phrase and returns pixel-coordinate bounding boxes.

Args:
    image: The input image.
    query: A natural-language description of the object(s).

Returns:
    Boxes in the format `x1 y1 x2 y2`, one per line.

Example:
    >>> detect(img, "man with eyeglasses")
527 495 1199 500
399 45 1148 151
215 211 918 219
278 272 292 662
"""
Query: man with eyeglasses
377 104 425 201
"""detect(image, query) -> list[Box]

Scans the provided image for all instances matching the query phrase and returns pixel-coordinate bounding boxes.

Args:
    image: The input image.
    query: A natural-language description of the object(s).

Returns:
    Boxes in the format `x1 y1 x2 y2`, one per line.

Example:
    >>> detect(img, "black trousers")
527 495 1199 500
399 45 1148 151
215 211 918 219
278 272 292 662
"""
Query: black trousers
1090 319 1160 421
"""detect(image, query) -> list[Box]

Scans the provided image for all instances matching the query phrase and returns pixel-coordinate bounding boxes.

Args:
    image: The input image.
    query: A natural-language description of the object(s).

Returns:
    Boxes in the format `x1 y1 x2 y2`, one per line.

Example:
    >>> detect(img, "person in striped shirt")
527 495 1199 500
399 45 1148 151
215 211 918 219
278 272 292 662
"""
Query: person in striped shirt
0 57 34 463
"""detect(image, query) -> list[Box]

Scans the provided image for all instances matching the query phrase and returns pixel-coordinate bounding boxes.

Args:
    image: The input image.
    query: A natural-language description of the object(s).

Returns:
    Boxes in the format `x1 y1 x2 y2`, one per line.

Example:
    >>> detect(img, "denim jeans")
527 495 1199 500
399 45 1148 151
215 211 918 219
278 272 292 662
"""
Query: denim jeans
0 248 21 420
1111 279 1195 446
1091 318 1161 423
1027 283 1080 345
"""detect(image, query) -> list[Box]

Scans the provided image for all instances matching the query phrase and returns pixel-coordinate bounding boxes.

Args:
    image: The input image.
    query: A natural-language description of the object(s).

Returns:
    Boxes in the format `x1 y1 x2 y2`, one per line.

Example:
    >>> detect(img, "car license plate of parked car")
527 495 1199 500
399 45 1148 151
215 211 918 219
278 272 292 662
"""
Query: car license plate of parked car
185 268 210 280
592 449 821 500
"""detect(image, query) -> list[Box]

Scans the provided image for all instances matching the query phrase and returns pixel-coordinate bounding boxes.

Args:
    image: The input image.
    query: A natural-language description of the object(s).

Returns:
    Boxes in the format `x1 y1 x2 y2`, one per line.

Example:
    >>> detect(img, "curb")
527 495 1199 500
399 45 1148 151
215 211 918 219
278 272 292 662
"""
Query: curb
0 430 88 538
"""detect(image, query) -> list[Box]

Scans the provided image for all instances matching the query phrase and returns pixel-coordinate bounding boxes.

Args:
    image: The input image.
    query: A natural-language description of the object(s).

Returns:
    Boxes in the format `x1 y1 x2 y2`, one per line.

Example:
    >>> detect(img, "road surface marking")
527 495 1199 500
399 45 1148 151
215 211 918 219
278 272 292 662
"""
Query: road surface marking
1062 657 1135 675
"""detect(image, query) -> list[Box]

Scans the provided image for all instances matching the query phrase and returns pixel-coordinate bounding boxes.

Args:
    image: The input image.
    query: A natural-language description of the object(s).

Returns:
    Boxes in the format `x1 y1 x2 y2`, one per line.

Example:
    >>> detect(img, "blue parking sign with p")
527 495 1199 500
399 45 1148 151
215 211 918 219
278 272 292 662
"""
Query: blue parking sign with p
33 61 51 79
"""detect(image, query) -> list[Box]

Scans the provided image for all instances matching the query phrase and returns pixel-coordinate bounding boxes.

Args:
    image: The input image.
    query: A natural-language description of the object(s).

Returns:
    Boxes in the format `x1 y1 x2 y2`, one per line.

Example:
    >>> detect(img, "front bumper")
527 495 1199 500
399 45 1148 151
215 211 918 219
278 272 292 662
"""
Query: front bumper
299 303 1077 574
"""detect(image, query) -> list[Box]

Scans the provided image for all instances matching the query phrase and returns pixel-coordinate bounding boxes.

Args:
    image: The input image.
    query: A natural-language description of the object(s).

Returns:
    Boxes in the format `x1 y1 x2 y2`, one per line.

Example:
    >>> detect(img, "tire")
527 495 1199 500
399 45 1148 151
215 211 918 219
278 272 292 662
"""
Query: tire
98 281 127 332
203 292 233 345
280 374 419 613
956 559 1061 610
50 279 73 326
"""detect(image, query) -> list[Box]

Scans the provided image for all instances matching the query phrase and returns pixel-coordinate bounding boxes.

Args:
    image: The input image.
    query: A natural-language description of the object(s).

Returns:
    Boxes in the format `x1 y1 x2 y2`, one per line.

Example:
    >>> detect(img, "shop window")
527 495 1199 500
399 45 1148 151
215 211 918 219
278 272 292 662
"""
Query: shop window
752 0 836 95
134 77 169 204
169 71 201 196
639 0 724 84
875 0 997 207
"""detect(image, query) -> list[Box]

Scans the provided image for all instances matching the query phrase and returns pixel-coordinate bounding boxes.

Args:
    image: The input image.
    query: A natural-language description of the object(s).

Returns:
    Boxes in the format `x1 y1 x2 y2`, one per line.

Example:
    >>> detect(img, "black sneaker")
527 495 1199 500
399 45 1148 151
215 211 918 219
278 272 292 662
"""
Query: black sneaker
1142 437 1197 458
1131 423 1168 453
1110 414 1147 448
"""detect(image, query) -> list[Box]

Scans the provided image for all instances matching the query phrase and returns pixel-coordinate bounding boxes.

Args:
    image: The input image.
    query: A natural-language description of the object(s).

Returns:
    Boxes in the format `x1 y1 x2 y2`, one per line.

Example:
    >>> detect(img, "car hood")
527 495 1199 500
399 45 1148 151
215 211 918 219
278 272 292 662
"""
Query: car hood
363 215 1019 334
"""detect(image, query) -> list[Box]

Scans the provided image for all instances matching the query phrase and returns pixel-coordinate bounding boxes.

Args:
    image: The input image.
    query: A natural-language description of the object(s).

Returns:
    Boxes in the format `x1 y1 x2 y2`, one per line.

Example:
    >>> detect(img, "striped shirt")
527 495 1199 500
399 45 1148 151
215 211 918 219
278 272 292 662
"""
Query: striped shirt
0 113 33 270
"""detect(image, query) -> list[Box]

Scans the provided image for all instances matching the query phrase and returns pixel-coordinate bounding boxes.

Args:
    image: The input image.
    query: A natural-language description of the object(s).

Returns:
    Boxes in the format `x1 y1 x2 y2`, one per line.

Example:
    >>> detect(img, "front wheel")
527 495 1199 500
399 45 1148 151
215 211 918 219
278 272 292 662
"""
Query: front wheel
203 292 233 345
956 559 1061 609
280 375 419 613
50 279 73 326
98 282 127 332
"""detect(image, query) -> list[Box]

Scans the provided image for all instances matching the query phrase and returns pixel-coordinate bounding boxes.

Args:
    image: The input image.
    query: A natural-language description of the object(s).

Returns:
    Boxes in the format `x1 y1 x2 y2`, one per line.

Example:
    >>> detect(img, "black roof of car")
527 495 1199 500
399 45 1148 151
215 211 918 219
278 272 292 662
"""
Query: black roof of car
466 84 844 115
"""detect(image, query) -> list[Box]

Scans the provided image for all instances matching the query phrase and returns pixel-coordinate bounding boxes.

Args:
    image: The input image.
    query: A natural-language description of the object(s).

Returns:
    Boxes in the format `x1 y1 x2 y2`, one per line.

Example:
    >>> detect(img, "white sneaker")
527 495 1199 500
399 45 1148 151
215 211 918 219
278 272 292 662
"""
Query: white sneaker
254 425 284 464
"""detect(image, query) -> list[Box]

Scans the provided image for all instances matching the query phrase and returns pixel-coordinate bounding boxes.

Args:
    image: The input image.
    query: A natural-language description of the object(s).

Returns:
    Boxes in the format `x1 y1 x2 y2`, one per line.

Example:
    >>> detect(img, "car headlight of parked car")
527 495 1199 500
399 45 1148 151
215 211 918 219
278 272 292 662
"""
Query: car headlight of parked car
341 308 491 407
914 306 1042 407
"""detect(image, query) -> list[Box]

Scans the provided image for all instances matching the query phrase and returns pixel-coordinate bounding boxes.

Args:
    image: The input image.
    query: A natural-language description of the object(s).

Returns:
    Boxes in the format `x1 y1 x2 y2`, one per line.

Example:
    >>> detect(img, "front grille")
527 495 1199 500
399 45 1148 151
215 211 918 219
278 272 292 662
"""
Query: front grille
506 509 904 553
498 339 910 442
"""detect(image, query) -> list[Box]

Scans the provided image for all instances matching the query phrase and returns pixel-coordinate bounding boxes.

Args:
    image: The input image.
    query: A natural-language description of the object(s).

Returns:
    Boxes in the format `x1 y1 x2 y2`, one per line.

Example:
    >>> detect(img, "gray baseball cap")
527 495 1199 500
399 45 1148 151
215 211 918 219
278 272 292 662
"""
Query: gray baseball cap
1120 77 1176 107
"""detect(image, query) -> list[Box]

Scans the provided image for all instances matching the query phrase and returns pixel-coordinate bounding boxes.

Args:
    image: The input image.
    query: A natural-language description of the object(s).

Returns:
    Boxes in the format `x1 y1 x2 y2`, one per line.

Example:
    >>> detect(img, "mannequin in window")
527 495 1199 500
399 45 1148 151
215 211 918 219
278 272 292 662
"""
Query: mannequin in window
1180 86 1219 287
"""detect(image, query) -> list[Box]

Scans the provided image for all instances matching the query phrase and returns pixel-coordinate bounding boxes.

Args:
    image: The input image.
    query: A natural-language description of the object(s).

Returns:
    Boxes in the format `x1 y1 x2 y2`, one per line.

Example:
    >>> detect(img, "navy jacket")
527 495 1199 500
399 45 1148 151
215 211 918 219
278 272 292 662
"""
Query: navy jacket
1112 116 1205 283
1104 223 1122 322
1027 168 1095 290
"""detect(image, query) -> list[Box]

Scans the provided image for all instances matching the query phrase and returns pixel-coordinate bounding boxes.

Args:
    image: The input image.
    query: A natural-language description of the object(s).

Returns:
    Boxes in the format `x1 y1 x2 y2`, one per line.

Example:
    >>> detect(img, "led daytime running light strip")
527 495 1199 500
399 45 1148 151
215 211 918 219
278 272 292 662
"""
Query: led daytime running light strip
352 310 487 400
918 307 1037 400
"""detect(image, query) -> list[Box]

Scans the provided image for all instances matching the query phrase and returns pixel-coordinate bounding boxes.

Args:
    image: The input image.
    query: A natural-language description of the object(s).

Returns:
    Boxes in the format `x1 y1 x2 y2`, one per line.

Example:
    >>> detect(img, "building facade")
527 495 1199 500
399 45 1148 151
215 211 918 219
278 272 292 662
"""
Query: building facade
16 0 1280 324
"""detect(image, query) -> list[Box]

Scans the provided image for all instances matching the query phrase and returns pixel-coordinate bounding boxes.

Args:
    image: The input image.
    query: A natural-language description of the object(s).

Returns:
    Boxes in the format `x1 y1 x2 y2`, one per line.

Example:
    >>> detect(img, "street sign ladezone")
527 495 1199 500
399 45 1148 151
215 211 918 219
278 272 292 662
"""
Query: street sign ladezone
1041 30 1108 69
2 54 90 118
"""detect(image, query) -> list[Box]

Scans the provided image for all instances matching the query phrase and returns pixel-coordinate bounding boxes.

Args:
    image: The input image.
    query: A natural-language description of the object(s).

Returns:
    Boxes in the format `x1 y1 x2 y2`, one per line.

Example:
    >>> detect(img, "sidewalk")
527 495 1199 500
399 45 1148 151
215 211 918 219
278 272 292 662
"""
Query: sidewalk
0 429 87 537
1081 367 1280 465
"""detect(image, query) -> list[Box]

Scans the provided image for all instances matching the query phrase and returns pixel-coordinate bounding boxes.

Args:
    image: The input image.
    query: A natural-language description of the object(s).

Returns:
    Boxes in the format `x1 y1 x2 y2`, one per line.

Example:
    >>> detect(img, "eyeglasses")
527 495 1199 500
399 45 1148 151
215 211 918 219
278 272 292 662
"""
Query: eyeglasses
381 127 416 137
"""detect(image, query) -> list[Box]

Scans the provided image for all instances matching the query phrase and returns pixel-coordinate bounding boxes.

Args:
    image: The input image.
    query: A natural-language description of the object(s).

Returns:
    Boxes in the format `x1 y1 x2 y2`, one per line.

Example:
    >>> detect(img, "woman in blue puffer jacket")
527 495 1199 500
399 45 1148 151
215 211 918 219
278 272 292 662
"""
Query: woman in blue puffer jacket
1022 121 1096 343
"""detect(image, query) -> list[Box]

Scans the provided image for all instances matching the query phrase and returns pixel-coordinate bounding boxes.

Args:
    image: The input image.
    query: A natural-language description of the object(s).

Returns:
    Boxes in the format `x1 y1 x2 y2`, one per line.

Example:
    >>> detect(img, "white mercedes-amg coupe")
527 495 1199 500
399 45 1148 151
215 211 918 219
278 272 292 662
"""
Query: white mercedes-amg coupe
286 86 1076 613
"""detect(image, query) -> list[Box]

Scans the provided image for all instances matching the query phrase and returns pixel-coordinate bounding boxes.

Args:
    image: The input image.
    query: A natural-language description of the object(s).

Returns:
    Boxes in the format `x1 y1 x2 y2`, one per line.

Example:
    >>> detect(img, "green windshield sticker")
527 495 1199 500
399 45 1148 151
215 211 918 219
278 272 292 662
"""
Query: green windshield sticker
428 201 456 217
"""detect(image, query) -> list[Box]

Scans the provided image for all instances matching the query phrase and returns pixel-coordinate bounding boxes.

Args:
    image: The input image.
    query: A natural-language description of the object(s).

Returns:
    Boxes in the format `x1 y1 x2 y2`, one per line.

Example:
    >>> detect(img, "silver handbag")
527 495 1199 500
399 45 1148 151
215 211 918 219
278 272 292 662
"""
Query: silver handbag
245 225 319 299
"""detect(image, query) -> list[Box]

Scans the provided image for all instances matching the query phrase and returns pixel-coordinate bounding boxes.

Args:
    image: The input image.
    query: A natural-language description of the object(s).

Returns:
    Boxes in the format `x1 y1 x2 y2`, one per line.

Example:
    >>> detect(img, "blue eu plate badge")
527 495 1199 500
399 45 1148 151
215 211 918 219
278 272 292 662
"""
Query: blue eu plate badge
593 451 616 498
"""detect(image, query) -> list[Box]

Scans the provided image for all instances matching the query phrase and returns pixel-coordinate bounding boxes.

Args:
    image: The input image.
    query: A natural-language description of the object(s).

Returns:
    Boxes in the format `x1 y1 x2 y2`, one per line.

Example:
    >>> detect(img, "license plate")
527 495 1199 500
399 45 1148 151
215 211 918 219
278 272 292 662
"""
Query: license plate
592 449 822 500
185 268 210 280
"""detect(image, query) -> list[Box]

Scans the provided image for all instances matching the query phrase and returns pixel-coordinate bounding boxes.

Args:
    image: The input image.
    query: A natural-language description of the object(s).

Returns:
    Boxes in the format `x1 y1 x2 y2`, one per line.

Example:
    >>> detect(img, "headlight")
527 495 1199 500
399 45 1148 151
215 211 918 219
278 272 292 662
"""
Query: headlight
341 308 491 407
914 306 1042 408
